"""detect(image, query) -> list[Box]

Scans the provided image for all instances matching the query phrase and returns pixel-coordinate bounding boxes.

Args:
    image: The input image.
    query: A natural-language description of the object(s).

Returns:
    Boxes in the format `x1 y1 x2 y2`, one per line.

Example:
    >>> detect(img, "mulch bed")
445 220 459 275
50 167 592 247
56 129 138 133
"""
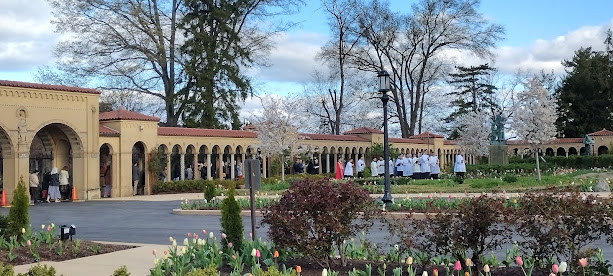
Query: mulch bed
219 258 601 276
0 240 135 266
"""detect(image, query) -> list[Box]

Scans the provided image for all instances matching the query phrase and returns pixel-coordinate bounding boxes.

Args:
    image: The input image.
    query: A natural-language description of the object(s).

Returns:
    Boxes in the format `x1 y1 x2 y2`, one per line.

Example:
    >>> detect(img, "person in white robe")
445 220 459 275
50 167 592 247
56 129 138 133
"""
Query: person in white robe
429 150 441 179
356 157 366 178
377 157 385 177
395 156 404 177
370 157 379 177
454 150 466 183
402 153 413 178
388 159 394 177
412 154 421 179
420 151 430 179
344 159 354 178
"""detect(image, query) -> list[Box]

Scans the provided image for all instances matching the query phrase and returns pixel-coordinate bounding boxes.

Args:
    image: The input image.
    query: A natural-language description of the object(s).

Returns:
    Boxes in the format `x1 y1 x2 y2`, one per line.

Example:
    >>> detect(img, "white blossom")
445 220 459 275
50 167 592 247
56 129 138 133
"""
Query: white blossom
510 78 558 180
457 109 491 157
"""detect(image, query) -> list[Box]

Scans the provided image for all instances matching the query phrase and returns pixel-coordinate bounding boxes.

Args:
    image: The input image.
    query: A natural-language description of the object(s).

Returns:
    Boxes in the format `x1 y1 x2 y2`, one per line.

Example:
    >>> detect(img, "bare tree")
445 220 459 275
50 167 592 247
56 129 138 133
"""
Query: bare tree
351 0 504 137
311 0 364 134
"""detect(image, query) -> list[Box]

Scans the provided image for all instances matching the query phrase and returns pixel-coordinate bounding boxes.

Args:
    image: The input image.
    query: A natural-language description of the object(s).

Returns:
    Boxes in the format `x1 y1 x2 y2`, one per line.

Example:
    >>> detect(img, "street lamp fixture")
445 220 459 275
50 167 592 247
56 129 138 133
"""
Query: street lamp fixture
377 70 392 204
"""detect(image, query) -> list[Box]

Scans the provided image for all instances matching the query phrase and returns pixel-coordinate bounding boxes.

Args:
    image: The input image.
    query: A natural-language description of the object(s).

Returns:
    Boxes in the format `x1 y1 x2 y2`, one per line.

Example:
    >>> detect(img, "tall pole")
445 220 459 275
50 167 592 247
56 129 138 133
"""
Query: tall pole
380 87 392 204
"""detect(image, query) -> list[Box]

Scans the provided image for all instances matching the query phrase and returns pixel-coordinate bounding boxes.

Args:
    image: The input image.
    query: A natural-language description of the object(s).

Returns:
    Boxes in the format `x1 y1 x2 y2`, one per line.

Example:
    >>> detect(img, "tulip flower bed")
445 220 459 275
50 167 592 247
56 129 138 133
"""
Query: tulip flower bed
0 224 133 266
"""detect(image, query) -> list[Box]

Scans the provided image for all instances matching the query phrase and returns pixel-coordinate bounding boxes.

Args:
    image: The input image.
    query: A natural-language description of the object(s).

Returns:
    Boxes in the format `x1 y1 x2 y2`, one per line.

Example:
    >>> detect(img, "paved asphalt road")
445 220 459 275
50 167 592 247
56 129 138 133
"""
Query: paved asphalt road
1 200 612 262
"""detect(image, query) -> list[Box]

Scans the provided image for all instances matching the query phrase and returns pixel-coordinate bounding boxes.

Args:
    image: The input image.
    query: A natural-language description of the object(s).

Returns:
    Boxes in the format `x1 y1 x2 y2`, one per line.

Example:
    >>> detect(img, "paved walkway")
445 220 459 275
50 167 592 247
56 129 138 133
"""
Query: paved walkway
6 191 611 275
13 242 166 276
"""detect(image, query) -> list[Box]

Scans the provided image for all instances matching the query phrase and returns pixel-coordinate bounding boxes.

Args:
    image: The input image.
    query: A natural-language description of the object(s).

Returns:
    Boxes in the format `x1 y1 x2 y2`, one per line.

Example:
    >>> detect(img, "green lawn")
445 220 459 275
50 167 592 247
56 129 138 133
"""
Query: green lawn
234 170 603 195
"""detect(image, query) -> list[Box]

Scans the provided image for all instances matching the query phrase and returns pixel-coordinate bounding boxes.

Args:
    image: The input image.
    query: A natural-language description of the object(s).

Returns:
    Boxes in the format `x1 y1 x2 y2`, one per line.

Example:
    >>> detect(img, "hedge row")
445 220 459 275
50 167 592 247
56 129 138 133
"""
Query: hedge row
152 179 243 194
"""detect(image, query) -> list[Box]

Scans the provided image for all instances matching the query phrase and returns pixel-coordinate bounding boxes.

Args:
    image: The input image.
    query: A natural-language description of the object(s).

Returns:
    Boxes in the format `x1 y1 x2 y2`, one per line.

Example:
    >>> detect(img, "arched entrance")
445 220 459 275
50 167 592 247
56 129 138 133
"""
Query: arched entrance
29 123 83 201
0 126 13 196
132 142 146 196
100 144 113 197
171 145 182 181
598 146 609 156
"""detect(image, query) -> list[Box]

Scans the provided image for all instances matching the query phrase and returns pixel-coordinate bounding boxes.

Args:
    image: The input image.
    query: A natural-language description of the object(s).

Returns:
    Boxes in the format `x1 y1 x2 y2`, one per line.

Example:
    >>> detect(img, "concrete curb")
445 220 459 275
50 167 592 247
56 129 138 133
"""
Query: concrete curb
171 208 428 219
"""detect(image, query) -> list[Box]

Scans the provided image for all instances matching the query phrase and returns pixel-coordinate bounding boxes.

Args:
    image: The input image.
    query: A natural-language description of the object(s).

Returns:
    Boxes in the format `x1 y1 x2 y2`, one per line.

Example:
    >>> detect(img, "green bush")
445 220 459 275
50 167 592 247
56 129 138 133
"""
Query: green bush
220 188 243 253
255 266 296 276
502 174 518 183
7 176 29 237
152 179 242 194
112 265 130 276
184 266 219 276
17 264 60 276
203 181 216 201
0 262 13 276
263 178 380 268
0 214 8 239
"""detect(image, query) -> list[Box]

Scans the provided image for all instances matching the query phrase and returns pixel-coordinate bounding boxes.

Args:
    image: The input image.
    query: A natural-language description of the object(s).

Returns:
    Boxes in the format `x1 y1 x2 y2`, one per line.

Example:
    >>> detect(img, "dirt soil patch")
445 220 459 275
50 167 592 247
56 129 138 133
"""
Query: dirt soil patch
0 240 135 266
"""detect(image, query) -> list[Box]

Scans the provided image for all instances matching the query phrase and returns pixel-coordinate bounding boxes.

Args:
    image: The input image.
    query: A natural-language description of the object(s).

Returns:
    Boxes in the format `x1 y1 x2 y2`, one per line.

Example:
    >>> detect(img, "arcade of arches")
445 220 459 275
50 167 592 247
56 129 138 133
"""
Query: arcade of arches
1 80 612 202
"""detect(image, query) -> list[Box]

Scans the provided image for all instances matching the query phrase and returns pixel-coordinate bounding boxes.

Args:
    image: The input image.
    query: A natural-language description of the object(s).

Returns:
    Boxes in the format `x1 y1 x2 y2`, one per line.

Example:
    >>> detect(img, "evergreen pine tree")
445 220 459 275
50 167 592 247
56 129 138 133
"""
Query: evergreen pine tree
220 188 244 253
7 176 29 237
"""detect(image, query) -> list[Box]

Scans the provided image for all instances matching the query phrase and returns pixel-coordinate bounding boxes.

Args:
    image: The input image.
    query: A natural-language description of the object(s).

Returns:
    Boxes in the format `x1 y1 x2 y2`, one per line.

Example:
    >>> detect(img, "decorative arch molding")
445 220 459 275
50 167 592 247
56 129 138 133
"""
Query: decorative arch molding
0 122 14 158
30 120 85 158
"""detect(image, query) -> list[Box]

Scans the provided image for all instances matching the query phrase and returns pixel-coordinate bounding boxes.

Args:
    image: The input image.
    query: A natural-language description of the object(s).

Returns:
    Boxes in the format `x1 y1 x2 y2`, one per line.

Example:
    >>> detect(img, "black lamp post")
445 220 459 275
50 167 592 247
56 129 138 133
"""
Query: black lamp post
378 70 392 204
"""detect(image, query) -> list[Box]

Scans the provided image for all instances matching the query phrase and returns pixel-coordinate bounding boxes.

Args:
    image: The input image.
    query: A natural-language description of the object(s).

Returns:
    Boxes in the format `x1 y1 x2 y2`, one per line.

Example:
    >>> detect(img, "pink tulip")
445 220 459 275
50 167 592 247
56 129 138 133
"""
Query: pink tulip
552 264 558 273
26 240 31 247
47 225 51 232
194 234 199 239
454 261 461 271
222 233 227 239
515 256 523 267
232 255 236 259
549 274 556 276
188 233 192 238
228 242 233 248
152 249 157 255
202 229 207 235
578 258 588 267
256 249 261 258
249 232 253 238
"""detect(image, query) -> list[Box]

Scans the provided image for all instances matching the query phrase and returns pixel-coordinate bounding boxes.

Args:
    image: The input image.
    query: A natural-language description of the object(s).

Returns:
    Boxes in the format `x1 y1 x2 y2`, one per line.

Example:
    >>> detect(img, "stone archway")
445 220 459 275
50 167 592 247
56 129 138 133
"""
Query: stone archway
569 147 578 156
100 143 113 197
598 146 609 156
132 142 146 196
171 145 182 181
29 123 84 201
0 125 14 197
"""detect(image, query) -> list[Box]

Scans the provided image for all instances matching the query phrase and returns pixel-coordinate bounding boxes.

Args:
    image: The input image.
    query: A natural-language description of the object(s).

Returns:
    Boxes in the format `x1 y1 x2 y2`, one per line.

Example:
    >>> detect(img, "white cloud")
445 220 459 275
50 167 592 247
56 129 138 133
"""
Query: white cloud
248 31 328 83
0 0 57 71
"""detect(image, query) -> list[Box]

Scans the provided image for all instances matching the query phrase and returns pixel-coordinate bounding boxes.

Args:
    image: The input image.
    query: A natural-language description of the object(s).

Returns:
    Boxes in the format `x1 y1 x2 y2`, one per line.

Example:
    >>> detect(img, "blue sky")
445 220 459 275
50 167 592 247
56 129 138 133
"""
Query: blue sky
2 0 613 110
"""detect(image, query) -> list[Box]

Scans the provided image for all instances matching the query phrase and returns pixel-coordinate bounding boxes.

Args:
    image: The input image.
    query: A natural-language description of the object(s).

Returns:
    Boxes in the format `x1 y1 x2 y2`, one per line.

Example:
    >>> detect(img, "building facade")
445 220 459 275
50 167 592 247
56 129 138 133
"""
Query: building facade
3 80 610 202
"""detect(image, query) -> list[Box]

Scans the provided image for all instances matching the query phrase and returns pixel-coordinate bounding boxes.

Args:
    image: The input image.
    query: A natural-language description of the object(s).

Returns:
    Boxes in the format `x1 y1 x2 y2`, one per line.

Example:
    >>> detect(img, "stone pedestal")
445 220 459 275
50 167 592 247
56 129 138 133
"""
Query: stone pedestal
489 144 509 165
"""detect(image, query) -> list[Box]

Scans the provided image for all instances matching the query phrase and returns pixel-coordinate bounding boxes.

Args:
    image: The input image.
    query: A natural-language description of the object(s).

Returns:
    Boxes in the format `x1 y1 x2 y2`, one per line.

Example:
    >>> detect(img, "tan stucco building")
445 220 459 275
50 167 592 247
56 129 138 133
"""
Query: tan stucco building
13 80 598 203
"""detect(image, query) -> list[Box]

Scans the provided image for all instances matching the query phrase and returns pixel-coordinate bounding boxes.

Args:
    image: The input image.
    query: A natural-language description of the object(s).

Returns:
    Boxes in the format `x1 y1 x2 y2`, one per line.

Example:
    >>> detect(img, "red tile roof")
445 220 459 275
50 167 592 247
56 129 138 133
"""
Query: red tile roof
409 131 444 139
99 108 160 122
300 133 369 142
99 124 120 137
389 138 427 144
343 127 383 135
550 138 583 144
0 79 100 94
443 140 457 145
158 127 257 138
588 129 613 136
505 140 528 145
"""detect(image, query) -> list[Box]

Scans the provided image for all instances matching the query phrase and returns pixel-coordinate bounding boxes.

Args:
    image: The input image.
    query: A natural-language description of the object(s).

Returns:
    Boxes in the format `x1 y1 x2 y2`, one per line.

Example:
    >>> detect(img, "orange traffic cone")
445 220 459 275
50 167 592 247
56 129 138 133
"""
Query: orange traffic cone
71 187 78 201
0 190 7 207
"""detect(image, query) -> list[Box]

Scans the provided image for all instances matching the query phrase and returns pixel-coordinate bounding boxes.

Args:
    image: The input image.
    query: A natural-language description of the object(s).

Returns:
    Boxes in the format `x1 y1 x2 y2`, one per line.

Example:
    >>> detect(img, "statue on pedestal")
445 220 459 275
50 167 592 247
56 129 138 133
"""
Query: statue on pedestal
490 115 505 145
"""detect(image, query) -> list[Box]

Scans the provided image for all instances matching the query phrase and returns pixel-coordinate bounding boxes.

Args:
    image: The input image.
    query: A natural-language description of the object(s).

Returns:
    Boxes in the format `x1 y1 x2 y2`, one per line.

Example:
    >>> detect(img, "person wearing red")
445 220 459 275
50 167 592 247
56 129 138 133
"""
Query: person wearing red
335 158 344 179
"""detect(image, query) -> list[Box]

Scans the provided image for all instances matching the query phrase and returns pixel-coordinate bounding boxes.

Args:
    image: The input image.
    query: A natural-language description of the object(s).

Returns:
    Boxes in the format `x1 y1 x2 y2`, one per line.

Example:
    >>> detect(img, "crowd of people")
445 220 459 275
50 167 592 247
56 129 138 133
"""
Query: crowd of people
29 166 71 203
333 149 467 180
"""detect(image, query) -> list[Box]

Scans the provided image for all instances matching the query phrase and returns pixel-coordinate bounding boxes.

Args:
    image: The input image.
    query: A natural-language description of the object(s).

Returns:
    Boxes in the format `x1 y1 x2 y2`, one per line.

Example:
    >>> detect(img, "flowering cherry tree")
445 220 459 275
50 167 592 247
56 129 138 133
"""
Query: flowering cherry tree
457 109 492 158
251 96 304 181
511 78 558 181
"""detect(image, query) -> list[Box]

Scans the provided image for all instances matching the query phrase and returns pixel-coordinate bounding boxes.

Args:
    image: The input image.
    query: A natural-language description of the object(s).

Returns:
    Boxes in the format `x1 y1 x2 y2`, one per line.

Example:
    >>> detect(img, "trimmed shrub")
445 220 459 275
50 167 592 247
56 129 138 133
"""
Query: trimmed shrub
112 265 130 276
262 178 380 268
152 179 242 194
0 262 13 276
185 266 219 276
16 264 59 276
0 214 8 239
502 174 518 183
220 188 243 253
204 181 216 201
7 176 29 237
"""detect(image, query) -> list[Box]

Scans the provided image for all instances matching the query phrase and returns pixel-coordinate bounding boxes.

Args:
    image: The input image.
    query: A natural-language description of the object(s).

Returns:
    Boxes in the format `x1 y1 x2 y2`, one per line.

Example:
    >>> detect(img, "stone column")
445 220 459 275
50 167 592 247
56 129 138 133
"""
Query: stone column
218 154 223 180
166 153 171 181
262 156 267 178
206 154 212 180
230 154 235 179
318 153 322 174
326 154 330 173
180 153 185 180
